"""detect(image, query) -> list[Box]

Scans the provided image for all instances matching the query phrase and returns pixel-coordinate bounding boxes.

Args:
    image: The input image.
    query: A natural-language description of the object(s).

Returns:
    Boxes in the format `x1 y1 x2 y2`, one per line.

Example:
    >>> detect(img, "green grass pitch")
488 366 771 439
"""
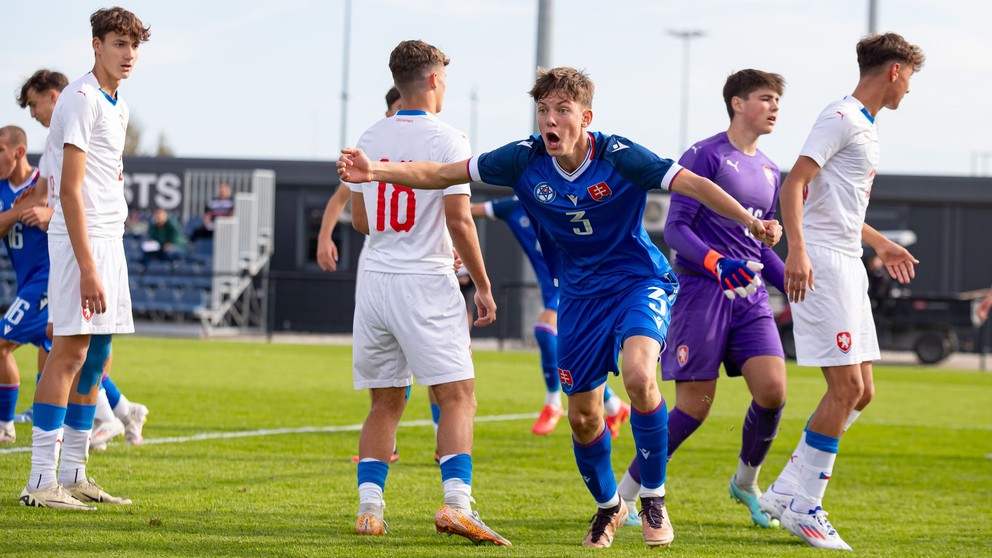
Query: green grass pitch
1 336 989 557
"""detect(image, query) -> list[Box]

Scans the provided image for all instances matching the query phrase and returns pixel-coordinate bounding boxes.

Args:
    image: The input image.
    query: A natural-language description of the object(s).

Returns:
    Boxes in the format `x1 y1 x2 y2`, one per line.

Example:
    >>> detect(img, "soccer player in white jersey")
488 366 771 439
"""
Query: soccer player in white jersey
319 87 443 463
16 69 149 450
18 7 150 511
757 33 925 550
340 66 781 549
346 40 509 546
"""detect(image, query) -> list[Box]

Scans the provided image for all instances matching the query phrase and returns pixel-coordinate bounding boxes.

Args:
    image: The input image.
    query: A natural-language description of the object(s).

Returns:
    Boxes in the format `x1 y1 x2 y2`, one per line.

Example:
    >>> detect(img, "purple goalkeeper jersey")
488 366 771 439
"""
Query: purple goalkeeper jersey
666 132 781 281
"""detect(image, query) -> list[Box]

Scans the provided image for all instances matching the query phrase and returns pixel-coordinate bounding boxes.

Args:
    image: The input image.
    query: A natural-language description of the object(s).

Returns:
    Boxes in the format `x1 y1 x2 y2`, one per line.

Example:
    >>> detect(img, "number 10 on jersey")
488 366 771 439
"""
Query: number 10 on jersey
376 181 416 232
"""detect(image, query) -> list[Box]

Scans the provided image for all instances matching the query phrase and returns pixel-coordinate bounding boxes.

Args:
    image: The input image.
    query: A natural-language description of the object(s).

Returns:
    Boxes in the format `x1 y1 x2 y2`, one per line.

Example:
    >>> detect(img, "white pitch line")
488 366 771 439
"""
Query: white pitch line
0 412 538 455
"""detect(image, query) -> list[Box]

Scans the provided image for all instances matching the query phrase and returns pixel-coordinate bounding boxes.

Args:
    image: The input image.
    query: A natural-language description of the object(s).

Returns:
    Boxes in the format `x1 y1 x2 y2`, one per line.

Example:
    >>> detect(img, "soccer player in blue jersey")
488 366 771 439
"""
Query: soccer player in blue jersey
0 126 52 444
339 66 781 549
471 196 630 437
616 69 788 528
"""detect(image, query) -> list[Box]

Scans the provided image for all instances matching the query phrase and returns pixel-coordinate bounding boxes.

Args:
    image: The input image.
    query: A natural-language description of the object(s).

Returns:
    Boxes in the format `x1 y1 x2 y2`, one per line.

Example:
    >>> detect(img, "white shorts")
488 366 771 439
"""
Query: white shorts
792 244 879 367
48 236 134 336
353 271 473 389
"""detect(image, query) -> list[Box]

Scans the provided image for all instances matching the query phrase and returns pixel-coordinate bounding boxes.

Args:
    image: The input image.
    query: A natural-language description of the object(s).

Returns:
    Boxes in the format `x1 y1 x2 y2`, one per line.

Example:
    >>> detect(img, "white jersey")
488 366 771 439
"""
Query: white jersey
345 110 471 274
799 96 879 258
39 133 56 208
47 72 129 240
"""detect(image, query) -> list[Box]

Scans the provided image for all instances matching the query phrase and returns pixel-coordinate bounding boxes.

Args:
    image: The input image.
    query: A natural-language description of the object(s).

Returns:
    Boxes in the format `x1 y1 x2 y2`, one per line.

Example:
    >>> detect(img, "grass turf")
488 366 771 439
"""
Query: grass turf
1 336 989 557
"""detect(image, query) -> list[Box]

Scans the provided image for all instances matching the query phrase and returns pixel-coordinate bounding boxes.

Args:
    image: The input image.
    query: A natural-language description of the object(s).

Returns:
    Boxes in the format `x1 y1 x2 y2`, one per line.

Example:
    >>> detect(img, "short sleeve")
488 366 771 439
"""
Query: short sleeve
609 137 682 191
438 128 472 196
800 111 852 168
469 139 532 187
58 88 98 153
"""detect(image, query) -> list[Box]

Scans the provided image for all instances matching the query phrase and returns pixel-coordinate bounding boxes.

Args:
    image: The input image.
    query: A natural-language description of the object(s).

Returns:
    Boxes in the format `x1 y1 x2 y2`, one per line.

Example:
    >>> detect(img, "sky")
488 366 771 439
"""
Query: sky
2 0 991 176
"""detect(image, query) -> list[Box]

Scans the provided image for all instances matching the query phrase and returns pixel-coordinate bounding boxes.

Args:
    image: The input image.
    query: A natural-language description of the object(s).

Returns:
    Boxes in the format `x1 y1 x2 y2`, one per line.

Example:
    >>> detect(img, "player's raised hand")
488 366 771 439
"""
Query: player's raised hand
337 148 373 183
876 241 918 284
749 219 782 247
473 288 497 328
715 258 764 300
784 250 814 303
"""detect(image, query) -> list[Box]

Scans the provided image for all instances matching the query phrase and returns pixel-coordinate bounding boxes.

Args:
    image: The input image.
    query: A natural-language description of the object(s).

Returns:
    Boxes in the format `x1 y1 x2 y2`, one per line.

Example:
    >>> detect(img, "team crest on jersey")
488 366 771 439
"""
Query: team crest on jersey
836 331 852 353
82 306 93 322
587 181 612 201
676 345 689 366
534 182 556 204
557 368 573 389
763 165 777 187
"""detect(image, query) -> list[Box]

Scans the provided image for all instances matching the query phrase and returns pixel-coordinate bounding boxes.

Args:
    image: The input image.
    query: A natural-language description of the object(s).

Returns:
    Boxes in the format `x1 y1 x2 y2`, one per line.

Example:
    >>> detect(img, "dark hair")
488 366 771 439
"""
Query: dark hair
722 69 786 120
528 67 595 107
385 86 401 109
91 6 151 43
389 40 449 95
17 69 69 108
856 33 924 75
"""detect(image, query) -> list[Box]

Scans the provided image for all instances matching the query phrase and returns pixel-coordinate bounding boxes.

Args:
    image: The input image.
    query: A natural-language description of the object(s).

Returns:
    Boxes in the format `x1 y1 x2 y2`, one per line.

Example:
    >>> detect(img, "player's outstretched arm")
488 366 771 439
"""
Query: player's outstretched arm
780 156 819 303
863 223 918 284
316 184 351 271
445 194 495 328
337 148 470 190
670 168 781 246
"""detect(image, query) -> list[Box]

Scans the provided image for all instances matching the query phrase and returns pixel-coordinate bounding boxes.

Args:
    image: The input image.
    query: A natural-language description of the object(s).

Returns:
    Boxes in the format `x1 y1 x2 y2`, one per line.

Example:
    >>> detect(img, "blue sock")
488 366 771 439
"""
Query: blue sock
65 403 97 430
439 453 473 485
533 324 560 393
573 425 616 504
430 403 441 428
630 400 669 490
33 402 67 432
603 383 616 404
0 384 18 422
357 459 389 490
101 375 122 409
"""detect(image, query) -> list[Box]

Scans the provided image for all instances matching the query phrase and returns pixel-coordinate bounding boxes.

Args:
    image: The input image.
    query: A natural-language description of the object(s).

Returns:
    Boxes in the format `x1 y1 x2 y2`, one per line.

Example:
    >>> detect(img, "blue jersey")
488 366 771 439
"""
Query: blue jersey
0 169 49 292
470 132 683 299
487 196 558 310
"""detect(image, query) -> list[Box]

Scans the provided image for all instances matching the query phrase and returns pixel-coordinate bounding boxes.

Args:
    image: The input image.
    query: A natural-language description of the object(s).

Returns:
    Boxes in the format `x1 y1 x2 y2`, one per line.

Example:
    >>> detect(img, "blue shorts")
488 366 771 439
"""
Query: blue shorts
661 273 783 381
0 286 52 352
556 275 678 395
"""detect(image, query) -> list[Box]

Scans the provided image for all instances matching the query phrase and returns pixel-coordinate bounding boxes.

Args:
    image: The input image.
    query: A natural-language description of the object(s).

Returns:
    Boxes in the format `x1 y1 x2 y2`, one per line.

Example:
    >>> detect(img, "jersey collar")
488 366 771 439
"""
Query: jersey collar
551 132 595 182
7 168 40 194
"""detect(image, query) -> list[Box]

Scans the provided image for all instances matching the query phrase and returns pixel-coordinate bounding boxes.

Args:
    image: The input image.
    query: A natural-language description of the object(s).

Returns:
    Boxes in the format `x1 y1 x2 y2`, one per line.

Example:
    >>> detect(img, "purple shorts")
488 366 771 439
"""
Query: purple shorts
661 272 783 381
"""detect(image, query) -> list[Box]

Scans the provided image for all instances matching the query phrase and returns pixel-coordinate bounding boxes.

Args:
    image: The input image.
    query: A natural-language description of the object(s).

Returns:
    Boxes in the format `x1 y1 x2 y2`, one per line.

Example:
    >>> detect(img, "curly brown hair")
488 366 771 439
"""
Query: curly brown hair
528 67 595 108
91 6 151 43
722 69 785 121
856 33 924 75
389 40 449 95
17 69 69 108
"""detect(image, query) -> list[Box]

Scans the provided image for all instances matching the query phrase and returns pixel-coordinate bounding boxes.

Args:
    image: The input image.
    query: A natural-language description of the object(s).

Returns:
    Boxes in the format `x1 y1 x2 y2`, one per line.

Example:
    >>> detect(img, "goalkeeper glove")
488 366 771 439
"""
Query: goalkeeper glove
703 250 764 300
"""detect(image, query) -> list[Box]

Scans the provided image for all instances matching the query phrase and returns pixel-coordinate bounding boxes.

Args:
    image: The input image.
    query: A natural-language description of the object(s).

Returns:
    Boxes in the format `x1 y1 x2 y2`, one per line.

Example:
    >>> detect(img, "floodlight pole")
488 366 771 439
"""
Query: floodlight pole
668 29 704 153
534 0 553 134
868 0 878 33
339 0 352 153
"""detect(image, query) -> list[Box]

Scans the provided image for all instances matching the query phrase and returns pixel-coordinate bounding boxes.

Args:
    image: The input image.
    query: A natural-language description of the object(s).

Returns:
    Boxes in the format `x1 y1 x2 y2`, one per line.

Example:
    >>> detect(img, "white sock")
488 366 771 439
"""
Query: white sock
844 409 861 432
0 419 12 431
442 478 473 512
735 459 762 490
112 394 132 421
28 426 62 490
57 426 91 487
772 431 807 494
639 483 666 499
94 389 115 424
357 482 384 505
544 390 562 408
792 444 837 513
604 392 622 417
617 470 641 502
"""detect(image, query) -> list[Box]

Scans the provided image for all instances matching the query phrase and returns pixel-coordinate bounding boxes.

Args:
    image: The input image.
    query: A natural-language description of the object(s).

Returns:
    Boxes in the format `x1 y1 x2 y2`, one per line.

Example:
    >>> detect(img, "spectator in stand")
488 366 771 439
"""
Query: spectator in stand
141 207 186 263
191 181 234 240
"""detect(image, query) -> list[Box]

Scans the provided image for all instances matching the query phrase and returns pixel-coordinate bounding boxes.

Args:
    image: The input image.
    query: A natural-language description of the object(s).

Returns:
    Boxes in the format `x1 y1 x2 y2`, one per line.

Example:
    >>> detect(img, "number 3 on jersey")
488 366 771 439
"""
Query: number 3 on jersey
376 181 416 232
